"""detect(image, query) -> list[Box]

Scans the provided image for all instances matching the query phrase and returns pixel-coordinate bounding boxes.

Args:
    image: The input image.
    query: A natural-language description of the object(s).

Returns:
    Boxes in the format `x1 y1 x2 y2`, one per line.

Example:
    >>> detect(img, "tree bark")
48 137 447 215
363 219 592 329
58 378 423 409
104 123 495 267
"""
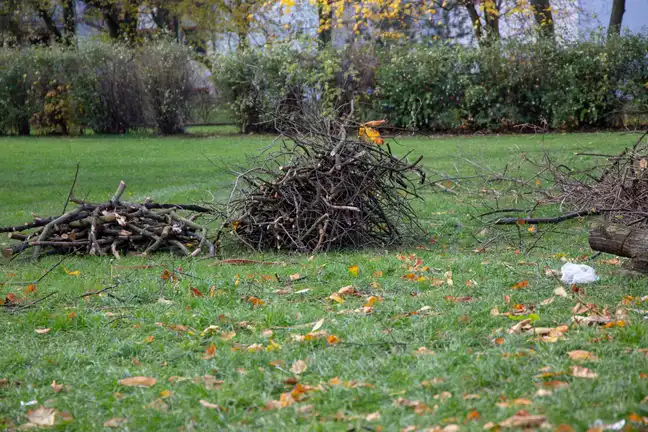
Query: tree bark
530 0 554 40
62 0 76 45
589 223 648 274
37 7 63 43
607 0 625 38
461 0 483 42
318 3 332 47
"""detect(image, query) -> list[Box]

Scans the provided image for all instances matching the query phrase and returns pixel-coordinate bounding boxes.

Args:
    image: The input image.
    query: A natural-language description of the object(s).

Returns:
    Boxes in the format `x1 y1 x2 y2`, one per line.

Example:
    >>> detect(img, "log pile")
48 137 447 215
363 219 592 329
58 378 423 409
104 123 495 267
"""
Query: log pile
222 104 425 252
2 182 214 260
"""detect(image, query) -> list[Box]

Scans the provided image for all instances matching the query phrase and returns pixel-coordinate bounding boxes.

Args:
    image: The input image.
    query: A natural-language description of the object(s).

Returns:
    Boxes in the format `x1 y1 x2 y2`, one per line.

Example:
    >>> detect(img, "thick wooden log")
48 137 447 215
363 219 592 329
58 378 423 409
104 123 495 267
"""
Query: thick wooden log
589 223 648 274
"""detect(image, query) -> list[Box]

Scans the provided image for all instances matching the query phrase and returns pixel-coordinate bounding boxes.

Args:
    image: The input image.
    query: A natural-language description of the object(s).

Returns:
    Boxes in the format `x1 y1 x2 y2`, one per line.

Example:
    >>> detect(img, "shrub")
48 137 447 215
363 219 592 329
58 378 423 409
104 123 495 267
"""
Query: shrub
0 49 31 135
140 41 195 135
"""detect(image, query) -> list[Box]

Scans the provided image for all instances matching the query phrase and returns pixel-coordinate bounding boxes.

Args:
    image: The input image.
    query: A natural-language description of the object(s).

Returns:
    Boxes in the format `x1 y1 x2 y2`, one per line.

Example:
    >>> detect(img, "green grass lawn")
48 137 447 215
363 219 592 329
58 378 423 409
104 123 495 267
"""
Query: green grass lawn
1 131 647 431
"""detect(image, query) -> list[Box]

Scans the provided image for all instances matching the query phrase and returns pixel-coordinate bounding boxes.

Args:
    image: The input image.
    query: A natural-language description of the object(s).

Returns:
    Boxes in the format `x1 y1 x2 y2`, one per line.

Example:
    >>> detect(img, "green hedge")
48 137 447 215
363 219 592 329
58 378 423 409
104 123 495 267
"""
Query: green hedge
213 34 648 132
0 40 196 136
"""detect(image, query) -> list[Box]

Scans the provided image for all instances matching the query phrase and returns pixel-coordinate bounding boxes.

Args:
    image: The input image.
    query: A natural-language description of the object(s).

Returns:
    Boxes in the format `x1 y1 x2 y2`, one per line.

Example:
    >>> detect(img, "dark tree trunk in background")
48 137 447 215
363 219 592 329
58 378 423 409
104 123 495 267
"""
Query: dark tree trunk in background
63 0 76 45
104 11 120 39
608 0 625 38
462 1 483 42
37 7 63 43
530 0 554 39
318 4 332 47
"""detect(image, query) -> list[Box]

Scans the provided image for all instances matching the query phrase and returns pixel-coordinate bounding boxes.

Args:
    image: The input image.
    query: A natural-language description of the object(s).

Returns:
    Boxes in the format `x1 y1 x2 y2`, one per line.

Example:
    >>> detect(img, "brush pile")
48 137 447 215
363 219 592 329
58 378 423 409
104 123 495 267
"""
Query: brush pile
2 182 215 260
222 104 426 252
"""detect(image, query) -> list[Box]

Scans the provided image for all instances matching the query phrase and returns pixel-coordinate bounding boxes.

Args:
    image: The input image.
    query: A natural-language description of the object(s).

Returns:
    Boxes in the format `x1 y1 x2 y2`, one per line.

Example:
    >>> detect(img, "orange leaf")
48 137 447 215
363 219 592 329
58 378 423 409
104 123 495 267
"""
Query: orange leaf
512 280 529 290
348 265 359 277
161 269 171 280
66 311 77 320
373 270 383 278
24 284 37 295
144 335 155 343
190 287 204 297
247 296 265 306
364 296 380 308
327 334 341 345
466 410 481 421
202 344 216 360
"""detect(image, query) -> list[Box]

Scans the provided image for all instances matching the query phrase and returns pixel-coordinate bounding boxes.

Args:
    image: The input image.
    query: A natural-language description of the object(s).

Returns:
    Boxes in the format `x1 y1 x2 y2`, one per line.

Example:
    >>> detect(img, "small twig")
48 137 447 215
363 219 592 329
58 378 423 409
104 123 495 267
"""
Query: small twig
62 162 80 214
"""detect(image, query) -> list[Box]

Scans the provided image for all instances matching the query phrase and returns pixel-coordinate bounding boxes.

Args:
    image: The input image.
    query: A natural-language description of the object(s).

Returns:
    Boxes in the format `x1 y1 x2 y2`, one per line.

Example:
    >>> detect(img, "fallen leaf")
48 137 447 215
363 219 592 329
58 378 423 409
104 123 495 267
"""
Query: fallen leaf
329 293 345 303
247 296 265 306
463 394 481 400
104 417 127 428
147 398 168 411
570 365 598 379
196 375 224 390
66 311 77 320
348 265 359 277
507 319 532 334
311 318 325 332
541 380 569 389
26 407 57 426
554 286 569 297
494 337 505 345
64 267 80 277
467 410 481 421
535 389 552 397
291 360 308 375
499 413 546 428
364 296 381 308
289 273 300 281
444 295 473 303
413 346 435 356
540 297 555 306
512 280 529 290
203 344 216 360
159 389 172 398
262 329 274 338
50 380 67 393
118 376 157 387
34 328 51 335
144 335 154 343
220 331 236 341
365 412 382 422
327 334 341 345
567 350 599 362
24 284 36 295
190 287 203 297
199 399 222 410
496 398 532 408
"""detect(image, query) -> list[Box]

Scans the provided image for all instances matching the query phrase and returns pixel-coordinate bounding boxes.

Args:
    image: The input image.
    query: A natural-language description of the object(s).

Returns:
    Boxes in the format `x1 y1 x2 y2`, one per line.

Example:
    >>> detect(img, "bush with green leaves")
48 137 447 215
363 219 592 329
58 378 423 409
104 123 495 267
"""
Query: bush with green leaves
0 49 32 135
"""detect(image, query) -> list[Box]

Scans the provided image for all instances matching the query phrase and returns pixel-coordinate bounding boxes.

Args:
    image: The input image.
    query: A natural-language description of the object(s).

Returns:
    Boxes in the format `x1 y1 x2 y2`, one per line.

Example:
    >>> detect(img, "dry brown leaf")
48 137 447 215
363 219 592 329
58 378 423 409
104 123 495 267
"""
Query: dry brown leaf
365 412 382 422
118 376 157 387
26 407 57 427
104 417 127 428
463 394 481 400
329 293 345 303
507 319 532 334
196 375 224 390
202 343 216 360
499 413 546 428
541 380 569 389
220 331 236 341
291 360 308 375
147 399 168 411
554 286 569 297
570 365 598 379
496 398 532 408
491 307 500 316
50 380 67 393
199 399 222 410
571 315 611 326
413 346 436 356
567 350 599 362
540 297 555 306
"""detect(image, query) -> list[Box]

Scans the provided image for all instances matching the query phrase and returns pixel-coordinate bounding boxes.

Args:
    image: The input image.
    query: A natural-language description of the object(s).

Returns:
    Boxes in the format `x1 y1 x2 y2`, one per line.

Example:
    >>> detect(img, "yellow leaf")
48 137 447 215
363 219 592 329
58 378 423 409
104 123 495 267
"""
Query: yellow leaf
64 267 80 276
144 335 155 343
327 334 341 345
159 389 172 398
364 296 380 308
348 265 359 277
329 293 345 303
266 339 282 352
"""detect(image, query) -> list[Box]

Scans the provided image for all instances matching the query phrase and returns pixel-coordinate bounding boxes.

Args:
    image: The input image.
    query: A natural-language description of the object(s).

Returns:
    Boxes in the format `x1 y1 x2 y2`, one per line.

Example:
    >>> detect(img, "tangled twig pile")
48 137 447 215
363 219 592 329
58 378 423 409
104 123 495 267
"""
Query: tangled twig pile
2 181 215 260
221 104 425 252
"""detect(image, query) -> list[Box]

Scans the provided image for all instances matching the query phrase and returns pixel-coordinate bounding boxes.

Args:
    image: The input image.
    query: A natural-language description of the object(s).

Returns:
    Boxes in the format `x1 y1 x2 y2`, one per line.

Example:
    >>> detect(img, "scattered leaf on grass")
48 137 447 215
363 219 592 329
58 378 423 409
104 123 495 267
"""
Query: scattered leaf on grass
159 389 172 398
535 389 553 397
247 296 265 306
512 280 529 290
104 417 127 428
220 331 236 341
199 399 222 410
393 397 433 415
493 337 505 345
24 284 36 295
327 335 341 345
291 360 308 375
289 273 300 281
568 350 599 362
466 410 481 421
26 407 56 426
365 412 381 422
203 344 216 360
541 380 569 389
50 380 67 393
364 296 381 307
554 286 569 297
190 287 204 297
444 296 473 303
34 328 51 335
413 346 435 356
329 293 345 303
196 375 224 390
64 267 80 276
66 311 77 320
119 376 157 387
496 398 532 408
499 413 546 428
348 265 359 277
144 335 154 343
507 319 532 334
571 365 598 379
311 318 325 332
147 399 168 411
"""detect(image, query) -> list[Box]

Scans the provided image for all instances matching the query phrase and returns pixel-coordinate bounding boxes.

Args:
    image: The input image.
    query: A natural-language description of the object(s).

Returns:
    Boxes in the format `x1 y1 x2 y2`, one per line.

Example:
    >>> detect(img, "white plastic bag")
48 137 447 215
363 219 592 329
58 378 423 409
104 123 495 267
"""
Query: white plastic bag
560 263 599 284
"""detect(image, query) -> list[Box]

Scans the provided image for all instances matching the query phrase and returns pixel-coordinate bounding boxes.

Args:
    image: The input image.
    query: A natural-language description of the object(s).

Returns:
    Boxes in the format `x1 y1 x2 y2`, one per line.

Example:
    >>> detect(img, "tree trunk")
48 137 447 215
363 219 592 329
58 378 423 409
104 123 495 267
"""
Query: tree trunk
318 4 332 47
589 223 648 274
104 11 120 39
63 0 76 45
483 6 500 44
607 0 625 38
37 7 63 43
462 0 483 43
530 0 554 40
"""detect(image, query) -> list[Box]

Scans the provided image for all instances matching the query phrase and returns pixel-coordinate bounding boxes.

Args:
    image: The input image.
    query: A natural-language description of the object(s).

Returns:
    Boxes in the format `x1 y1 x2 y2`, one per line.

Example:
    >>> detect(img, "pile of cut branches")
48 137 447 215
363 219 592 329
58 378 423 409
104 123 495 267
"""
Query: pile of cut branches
2 181 215 260
221 103 425 252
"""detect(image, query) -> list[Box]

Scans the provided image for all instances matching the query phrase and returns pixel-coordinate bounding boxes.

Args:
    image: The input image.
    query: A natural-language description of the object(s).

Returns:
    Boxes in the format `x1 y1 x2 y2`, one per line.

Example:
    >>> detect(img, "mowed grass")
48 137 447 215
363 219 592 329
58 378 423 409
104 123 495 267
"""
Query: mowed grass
1 131 647 431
